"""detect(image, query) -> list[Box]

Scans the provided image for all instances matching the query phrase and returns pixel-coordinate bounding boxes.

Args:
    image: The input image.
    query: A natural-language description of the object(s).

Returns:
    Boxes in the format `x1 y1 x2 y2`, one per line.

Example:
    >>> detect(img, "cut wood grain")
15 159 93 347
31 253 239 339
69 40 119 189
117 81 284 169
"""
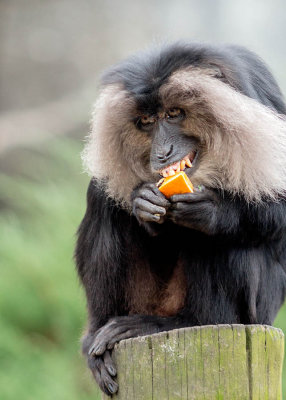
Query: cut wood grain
102 325 284 400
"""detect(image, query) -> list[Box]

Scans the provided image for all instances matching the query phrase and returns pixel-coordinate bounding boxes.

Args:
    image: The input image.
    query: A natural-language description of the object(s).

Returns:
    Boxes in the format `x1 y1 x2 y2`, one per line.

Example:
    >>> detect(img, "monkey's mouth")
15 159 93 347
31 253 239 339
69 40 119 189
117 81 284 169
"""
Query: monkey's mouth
159 150 197 177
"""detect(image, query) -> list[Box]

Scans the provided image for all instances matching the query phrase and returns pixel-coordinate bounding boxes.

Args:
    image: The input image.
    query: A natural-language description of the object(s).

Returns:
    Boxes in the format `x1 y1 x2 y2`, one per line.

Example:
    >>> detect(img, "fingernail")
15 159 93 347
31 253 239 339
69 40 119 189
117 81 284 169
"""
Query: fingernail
108 366 116 376
94 345 102 355
108 383 117 393
88 343 100 355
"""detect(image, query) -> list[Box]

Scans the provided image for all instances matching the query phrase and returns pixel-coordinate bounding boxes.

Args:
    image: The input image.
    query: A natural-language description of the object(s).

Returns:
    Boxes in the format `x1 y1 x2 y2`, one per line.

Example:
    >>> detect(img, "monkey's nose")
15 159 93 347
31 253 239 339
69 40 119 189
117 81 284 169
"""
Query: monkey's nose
157 144 173 161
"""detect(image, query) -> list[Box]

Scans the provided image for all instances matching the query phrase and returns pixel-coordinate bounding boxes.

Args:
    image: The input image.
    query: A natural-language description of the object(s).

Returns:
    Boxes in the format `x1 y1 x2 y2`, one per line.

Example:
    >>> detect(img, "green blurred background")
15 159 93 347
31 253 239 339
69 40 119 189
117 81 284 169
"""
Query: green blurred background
1 1 286 399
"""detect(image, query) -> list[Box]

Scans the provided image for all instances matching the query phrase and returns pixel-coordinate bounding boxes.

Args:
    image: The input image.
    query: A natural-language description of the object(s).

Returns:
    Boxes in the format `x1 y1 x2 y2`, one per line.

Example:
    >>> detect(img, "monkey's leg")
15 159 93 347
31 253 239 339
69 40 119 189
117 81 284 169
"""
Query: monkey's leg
87 291 238 358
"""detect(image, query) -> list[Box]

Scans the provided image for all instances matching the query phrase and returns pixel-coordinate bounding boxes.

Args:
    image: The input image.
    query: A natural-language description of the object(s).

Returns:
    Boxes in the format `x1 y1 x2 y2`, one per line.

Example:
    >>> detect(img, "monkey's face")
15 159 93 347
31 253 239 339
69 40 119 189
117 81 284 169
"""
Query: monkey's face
83 53 286 207
135 108 199 180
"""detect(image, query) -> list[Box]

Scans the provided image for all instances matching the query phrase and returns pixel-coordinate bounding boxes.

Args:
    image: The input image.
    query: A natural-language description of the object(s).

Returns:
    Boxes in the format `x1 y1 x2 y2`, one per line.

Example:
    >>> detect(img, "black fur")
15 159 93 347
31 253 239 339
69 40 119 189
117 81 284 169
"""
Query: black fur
75 43 286 396
102 42 286 114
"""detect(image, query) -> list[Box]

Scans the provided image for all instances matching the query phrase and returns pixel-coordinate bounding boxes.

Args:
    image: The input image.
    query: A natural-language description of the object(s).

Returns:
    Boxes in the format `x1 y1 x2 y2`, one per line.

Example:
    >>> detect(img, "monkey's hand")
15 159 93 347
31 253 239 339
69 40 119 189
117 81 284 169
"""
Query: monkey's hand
131 183 171 235
169 186 219 235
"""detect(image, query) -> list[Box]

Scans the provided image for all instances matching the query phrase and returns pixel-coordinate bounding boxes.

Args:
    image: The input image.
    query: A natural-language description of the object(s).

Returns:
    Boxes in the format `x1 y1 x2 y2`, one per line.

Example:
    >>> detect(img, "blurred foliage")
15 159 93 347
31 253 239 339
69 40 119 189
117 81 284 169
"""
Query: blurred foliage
0 138 100 400
0 136 286 399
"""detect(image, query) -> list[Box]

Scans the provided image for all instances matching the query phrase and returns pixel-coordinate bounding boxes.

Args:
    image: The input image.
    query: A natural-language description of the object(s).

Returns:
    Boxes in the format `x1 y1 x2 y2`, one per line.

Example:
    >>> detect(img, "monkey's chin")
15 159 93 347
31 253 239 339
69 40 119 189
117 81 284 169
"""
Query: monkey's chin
159 150 198 178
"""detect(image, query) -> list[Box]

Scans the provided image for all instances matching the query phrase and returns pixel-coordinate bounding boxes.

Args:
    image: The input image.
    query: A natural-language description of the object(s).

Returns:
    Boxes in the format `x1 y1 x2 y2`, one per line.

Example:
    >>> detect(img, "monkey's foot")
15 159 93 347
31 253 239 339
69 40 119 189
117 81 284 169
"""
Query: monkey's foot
87 349 118 396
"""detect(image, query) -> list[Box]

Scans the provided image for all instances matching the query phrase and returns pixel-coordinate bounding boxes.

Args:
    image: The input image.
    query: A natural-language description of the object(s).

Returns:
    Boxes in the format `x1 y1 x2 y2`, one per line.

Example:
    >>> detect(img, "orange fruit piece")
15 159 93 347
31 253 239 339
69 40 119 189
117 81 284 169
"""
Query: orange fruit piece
158 171 194 198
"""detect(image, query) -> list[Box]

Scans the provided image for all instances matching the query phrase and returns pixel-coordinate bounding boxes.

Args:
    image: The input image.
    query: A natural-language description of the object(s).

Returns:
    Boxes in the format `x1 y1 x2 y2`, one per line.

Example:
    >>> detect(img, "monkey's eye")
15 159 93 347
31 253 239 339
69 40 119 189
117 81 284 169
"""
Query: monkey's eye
166 108 183 119
136 114 157 130
140 115 156 125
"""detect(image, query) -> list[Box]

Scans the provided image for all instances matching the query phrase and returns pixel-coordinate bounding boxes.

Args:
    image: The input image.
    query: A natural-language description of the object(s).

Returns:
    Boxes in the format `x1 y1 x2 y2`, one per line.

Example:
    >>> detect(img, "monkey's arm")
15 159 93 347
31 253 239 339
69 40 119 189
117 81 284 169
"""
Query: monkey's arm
75 179 130 395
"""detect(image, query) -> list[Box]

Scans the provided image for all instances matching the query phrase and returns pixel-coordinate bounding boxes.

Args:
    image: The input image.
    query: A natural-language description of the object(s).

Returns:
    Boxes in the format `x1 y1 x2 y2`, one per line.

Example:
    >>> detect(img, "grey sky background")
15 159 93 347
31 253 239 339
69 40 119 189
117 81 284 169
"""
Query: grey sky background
1 0 285 150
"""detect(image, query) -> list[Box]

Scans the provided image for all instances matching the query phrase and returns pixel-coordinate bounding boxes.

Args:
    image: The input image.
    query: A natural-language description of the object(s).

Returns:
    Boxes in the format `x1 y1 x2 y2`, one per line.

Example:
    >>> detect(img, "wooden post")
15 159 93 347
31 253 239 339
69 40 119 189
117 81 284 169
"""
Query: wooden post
102 325 284 400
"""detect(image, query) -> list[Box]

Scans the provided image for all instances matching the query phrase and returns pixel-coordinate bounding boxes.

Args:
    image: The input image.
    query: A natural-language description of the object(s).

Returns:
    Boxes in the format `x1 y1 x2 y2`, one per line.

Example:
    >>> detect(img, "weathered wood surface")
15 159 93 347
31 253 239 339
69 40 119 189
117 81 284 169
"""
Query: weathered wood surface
102 325 284 400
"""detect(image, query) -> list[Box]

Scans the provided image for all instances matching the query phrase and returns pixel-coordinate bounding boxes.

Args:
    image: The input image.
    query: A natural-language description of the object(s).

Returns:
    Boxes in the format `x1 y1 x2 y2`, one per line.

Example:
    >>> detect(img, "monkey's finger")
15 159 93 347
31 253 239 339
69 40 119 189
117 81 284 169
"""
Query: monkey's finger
103 350 117 377
170 191 213 204
134 198 167 215
169 193 198 203
149 183 169 197
142 182 165 195
171 200 212 213
138 210 161 222
139 188 170 207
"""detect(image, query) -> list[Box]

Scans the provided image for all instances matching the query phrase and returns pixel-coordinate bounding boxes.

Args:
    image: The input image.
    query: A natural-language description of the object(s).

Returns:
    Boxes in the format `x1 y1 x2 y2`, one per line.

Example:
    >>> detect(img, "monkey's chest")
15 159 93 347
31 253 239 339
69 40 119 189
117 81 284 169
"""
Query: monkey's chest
126 260 187 317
